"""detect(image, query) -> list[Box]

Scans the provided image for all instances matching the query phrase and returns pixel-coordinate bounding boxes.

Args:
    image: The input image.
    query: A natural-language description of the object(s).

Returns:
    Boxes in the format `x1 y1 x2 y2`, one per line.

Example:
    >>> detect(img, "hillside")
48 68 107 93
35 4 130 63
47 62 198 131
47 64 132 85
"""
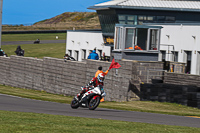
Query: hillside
2 12 101 31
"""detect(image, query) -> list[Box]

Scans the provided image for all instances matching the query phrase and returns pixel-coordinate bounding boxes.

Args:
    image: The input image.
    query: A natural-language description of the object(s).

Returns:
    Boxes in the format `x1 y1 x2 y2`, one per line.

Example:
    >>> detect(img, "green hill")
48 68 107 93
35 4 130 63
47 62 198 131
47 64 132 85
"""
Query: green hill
3 12 101 31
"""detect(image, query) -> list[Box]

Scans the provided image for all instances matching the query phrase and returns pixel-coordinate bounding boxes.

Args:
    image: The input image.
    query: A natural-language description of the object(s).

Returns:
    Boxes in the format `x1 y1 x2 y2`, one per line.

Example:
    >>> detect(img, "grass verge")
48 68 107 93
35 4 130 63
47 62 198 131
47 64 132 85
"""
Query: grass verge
1 43 66 58
0 84 200 117
2 33 66 42
0 110 200 133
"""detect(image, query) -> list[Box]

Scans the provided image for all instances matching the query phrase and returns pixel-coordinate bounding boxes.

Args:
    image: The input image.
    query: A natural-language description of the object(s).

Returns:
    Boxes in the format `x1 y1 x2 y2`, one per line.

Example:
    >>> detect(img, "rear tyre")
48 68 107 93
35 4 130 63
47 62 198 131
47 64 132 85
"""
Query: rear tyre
88 96 100 110
71 98 79 109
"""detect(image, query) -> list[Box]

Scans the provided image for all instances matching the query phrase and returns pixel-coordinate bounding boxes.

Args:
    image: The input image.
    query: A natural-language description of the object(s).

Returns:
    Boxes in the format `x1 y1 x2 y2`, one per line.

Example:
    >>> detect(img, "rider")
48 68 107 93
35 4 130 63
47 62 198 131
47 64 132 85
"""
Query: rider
95 66 110 77
76 73 105 101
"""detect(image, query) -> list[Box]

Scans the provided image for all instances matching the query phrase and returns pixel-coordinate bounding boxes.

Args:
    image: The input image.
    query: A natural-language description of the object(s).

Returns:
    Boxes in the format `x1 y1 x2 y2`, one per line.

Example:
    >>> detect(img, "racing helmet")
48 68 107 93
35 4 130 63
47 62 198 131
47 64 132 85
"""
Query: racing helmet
97 73 105 82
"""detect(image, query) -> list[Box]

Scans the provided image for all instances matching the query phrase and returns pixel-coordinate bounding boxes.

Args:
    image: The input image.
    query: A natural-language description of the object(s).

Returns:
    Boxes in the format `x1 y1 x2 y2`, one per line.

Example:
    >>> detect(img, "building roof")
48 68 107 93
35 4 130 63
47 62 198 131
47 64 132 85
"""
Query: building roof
88 0 200 12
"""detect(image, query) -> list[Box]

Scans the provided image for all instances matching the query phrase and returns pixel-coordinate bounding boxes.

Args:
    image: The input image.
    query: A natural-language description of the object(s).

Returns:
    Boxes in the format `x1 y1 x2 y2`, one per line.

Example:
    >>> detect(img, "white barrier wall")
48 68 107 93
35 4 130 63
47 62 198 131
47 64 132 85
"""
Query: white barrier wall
66 30 110 61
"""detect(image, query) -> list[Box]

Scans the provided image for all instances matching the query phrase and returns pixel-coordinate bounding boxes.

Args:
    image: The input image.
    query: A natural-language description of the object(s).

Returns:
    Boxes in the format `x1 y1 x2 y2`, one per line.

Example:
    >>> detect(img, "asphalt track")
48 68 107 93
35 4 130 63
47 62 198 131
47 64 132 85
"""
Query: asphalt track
0 94 200 128
1 40 66 45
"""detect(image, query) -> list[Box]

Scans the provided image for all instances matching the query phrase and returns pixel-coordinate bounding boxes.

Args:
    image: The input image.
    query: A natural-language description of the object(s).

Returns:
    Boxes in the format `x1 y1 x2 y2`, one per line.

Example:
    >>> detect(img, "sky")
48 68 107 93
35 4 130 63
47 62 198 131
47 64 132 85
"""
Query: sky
2 0 110 25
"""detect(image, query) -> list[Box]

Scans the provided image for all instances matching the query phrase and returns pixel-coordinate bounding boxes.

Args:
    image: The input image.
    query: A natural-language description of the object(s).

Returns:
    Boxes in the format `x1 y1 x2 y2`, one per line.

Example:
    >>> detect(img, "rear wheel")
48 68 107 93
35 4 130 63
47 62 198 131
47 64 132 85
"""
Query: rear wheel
88 96 100 110
71 98 79 109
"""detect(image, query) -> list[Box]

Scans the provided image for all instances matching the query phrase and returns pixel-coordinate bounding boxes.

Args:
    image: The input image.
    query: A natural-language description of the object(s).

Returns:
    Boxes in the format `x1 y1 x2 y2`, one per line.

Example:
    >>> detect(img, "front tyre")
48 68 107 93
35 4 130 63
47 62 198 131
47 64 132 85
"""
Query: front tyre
71 98 79 109
89 96 100 110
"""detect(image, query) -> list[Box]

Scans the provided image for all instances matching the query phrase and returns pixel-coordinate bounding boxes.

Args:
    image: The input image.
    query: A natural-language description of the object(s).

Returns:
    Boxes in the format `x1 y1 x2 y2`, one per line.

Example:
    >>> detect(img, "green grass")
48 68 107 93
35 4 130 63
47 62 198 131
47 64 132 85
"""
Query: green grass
2 33 66 41
1 43 66 59
1 84 200 117
1 33 200 132
0 85 71 104
1 110 199 133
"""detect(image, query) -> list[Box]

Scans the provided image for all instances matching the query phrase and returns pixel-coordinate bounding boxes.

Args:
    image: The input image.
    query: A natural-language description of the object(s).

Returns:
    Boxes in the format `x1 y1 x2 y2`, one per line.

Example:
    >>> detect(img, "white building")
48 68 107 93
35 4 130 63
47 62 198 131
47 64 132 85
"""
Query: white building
159 25 200 75
66 0 200 75
66 30 110 61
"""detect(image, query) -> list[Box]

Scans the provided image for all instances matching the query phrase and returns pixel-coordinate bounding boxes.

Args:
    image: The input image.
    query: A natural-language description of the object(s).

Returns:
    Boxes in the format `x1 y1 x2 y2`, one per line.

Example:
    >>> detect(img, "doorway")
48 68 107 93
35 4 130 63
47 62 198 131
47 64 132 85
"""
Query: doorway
74 51 79 61
184 51 192 74
197 52 200 75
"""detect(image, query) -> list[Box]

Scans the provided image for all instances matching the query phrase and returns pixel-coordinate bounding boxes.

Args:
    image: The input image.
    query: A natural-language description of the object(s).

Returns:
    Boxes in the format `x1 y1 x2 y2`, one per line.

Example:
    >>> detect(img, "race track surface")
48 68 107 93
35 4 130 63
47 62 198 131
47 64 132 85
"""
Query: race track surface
0 93 200 128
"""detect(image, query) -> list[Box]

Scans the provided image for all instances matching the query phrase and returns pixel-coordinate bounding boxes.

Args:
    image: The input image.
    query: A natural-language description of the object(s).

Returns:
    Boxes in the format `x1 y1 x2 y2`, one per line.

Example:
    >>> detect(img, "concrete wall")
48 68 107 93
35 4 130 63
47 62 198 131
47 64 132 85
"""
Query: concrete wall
134 70 200 109
164 72 200 87
0 56 164 102
141 83 200 109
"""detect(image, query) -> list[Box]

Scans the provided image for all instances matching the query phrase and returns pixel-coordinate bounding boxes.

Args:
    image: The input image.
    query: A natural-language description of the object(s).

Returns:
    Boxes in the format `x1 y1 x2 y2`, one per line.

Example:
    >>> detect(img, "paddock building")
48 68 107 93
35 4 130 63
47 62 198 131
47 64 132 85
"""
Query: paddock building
66 0 200 75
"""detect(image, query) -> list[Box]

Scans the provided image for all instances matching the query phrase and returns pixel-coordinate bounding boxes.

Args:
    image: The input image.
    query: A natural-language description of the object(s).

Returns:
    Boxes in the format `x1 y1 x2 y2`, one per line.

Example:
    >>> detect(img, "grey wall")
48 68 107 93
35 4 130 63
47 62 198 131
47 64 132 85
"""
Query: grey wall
164 72 200 87
139 72 200 108
141 83 200 109
0 55 164 102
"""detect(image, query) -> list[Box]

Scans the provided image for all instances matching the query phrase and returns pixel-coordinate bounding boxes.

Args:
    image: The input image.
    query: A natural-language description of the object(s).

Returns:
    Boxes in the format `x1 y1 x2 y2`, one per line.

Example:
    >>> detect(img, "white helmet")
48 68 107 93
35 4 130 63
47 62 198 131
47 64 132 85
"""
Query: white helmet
97 73 105 82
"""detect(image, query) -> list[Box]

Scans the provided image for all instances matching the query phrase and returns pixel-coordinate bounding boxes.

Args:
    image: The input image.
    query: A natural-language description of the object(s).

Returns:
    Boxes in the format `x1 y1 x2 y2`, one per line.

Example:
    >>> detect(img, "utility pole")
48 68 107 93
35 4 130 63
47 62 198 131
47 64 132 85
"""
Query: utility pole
0 0 3 48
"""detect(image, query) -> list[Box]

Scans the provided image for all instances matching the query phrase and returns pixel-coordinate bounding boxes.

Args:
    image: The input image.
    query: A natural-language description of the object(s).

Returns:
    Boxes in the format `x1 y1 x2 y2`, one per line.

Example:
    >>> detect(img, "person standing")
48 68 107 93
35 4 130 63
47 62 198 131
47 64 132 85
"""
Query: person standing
64 54 76 61
15 45 24 56
100 52 110 61
88 50 99 60
0 48 5 56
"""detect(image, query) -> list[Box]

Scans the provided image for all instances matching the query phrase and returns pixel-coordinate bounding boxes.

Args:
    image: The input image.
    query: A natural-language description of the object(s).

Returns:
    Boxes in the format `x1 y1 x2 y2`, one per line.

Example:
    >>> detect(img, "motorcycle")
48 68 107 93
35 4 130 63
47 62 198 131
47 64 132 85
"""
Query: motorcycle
71 85 106 110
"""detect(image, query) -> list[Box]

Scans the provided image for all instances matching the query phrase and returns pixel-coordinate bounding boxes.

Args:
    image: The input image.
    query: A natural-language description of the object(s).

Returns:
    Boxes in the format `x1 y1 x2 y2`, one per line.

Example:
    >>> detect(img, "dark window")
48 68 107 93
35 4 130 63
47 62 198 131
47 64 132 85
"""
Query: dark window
172 51 178 62
185 51 192 74
118 15 126 20
136 28 148 50
125 28 135 49
161 51 166 61
149 29 159 50
127 21 134 24
68 50 72 56
166 16 175 21
119 21 126 24
157 16 165 21
138 16 144 20
82 49 86 59
75 51 79 61
138 15 175 23
118 15 136 25
147 16 154 21
127 16 135 21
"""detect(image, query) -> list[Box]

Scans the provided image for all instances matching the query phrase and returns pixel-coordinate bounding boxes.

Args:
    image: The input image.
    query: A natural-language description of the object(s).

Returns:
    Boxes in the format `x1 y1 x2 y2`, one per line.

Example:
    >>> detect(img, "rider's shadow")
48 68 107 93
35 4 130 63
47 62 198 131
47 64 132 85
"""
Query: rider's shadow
93 109 123 112
79 108 122 112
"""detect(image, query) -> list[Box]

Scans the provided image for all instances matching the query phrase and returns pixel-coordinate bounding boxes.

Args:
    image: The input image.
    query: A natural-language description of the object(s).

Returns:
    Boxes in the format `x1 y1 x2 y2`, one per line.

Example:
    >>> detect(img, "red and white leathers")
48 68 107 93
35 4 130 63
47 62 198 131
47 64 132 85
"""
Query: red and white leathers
77 75 104 99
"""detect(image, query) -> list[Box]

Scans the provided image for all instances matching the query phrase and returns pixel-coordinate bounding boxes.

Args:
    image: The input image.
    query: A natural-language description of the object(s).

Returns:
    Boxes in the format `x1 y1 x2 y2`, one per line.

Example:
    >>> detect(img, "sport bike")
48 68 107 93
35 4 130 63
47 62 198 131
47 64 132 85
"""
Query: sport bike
71 85 106 110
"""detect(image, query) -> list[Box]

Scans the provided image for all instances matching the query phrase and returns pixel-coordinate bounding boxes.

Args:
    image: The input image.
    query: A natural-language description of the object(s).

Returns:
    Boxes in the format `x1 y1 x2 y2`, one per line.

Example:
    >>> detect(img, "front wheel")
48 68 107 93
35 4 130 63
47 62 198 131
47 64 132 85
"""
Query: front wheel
71 98 79 109
88 96 100 110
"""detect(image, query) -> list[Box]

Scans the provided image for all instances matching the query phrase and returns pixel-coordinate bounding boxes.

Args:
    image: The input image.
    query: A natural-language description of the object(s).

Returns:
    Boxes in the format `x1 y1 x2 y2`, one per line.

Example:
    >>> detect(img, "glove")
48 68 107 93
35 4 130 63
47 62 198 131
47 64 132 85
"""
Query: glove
81 86 85 90
101 92 106 97
88 86 94 90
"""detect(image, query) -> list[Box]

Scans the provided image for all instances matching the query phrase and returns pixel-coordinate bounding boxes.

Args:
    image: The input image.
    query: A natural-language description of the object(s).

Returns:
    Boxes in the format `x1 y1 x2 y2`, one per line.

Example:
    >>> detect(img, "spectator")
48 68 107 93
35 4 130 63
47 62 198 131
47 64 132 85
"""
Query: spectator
64 54 76 61
15 45 24 56
95 66 110 77
0 48 5 56
100 52 110 62
88 49 99 60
